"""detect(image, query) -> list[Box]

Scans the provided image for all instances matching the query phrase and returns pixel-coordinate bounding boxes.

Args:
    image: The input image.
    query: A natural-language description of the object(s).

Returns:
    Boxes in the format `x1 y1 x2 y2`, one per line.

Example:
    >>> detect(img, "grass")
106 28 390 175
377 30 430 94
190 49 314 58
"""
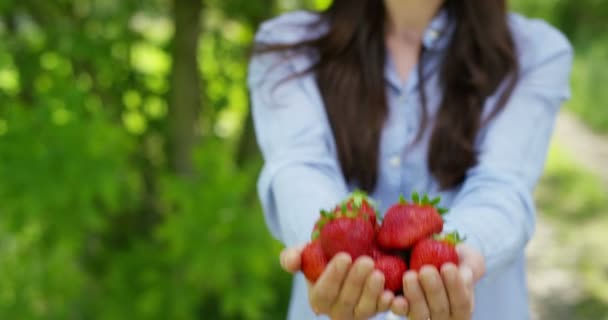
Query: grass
567 46 608 133
535 143 608 318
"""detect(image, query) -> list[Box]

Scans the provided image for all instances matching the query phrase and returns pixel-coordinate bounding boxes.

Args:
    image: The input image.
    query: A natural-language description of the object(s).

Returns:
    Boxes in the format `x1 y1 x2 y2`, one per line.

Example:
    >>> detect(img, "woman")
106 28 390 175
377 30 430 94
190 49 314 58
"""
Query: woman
248 0 572 319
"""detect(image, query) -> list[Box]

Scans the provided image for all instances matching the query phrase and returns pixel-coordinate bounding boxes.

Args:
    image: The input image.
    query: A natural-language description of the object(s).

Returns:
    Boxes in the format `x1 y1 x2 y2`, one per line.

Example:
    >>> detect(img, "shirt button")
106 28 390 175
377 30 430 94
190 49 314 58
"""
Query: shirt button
428 29 440 41
389 155 401 168
398 95 407 104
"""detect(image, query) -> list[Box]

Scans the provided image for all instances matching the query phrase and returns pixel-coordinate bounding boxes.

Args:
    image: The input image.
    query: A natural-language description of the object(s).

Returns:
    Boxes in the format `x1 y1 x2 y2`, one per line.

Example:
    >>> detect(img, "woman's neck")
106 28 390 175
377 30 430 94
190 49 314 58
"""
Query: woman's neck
384 0 444 41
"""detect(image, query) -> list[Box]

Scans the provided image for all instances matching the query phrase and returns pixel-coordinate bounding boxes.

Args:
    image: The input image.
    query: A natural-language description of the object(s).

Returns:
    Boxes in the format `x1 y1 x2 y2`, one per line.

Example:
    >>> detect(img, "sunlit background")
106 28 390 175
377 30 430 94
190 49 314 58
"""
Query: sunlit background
0 0 606 319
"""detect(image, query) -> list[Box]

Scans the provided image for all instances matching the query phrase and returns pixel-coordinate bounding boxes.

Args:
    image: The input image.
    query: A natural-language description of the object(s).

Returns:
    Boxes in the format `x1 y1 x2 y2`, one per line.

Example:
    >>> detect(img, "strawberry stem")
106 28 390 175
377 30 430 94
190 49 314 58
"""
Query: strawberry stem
399 194 407 204
422 194 430 205
351 190 365 207
412 192 420 204
430 197 441 206
433 232 464 245
443 232 464 245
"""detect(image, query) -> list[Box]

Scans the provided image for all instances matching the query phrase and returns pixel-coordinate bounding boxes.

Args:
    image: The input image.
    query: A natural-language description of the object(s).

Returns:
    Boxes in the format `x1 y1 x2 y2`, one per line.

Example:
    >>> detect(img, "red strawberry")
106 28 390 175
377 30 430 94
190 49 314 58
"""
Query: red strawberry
310 191 378 240
409 232 462 272
377 193 446 249
334 191 379 229
319 213 375 260
301 240 328 283
311 210 332 240
371 246 386 260
374 255 408 293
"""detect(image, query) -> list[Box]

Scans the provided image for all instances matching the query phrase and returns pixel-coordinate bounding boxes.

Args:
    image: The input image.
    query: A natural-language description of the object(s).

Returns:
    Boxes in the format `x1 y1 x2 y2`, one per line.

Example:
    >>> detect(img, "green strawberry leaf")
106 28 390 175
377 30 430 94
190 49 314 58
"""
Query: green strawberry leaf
430 197 441 206
399 194 407 204
422 194 430 205
443 231 464 245
320 210 331 218
350 190 366 208
412 192 420 204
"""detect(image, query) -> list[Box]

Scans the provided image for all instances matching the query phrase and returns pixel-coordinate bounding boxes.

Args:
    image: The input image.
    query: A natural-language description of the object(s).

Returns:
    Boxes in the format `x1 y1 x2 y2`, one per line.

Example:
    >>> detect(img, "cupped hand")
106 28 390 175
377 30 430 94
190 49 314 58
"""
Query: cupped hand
280 246 394 320
390 244 486 320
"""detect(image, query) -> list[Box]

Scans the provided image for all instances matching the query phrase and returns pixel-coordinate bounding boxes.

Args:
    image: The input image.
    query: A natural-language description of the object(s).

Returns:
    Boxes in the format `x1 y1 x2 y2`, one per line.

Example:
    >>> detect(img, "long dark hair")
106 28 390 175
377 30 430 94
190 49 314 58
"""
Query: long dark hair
255 1 518 191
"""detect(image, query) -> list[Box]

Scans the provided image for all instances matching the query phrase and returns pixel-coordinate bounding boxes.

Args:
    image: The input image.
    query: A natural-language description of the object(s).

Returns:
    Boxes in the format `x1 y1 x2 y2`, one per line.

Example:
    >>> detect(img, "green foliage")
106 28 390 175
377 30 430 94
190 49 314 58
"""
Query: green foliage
0 0 291 319
535 144 608 317
511 0 608 133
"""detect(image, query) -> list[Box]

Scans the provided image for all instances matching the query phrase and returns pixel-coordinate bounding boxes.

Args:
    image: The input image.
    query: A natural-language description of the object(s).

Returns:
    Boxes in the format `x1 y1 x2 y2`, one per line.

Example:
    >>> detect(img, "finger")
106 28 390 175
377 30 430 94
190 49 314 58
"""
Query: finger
456 244 485 282
460 266 475 310
309 253 352 314
403 271 430 320
419 266 450 320
389 296 408 316
354 271 384 320
280 245 305 273
332 256 375 319
441 263 473 319
377 290 395 313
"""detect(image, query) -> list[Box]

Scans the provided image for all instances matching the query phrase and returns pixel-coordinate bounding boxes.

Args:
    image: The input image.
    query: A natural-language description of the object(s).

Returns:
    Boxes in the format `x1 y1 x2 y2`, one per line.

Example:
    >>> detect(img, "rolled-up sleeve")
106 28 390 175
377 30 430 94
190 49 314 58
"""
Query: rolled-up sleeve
443 29 574 278
248 45 348 247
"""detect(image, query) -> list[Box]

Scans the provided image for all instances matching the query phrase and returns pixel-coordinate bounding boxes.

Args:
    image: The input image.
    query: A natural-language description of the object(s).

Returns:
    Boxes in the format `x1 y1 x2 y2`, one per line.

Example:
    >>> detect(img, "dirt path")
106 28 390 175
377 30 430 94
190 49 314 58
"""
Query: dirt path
551 112 608 185
527 111 608 320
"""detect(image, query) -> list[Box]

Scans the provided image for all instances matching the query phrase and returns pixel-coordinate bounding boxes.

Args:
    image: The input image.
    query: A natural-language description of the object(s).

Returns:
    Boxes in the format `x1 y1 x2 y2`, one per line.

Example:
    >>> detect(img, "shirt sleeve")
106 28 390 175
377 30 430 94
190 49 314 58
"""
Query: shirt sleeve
442 29 574 278
247 44 349 247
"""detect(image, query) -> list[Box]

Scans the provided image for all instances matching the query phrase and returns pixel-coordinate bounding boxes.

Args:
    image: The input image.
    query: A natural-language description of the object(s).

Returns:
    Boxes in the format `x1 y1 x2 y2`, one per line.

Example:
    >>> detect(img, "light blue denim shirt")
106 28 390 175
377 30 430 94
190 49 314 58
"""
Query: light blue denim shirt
248 9 573 320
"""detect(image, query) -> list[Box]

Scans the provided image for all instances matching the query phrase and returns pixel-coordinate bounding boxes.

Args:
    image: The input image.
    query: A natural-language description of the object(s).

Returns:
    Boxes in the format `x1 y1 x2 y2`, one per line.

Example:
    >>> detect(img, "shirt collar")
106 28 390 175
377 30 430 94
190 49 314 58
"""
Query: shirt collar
383 8 453 91
422 7 453 51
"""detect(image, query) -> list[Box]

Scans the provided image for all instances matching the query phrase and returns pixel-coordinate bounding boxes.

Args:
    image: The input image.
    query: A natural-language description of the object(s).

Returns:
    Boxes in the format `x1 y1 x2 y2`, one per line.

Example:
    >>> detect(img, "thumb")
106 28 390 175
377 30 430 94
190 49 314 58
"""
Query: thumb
280 245 305 273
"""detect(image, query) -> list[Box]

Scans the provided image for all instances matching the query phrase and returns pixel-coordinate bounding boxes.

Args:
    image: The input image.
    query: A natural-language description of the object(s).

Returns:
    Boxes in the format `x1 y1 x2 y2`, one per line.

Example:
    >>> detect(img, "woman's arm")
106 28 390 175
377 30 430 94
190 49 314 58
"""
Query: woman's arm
248 25 394 318
248 47 349 247
443 29 574 280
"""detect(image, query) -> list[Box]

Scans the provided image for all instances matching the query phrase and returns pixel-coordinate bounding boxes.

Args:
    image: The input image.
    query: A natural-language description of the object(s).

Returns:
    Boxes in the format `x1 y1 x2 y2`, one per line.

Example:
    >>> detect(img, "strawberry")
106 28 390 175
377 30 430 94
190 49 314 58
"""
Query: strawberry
310 191 379 240
377 193 447 250
374 254 408 293
409 232 462 271
318 211 375 260
371 246 386 260
334 191 379 229
301 240 328 283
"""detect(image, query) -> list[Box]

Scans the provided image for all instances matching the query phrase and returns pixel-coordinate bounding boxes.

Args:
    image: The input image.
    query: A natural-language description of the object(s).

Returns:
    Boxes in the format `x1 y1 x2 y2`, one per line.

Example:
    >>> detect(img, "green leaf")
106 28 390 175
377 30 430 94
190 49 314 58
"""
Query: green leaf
430 197 441 206
412 192 420 204
399 194 407 204
422 194 430 205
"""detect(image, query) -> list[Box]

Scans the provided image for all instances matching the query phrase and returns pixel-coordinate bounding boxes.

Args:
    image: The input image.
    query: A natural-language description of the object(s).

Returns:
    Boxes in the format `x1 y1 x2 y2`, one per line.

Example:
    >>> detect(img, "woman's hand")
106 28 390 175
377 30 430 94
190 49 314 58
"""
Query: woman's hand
280 246 394 319
390 244 486 320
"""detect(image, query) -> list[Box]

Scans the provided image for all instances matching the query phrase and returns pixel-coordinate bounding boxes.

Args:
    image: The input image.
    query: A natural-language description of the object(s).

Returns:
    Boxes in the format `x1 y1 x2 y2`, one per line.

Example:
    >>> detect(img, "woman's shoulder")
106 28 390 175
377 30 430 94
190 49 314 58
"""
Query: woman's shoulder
254 10 326 45
249 11 325 86
508 13 573 70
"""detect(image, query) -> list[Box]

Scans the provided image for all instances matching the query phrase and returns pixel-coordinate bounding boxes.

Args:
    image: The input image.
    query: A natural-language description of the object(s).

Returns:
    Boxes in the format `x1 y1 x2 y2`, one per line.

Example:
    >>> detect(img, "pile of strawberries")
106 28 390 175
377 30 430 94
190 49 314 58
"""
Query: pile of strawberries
301 192 463 294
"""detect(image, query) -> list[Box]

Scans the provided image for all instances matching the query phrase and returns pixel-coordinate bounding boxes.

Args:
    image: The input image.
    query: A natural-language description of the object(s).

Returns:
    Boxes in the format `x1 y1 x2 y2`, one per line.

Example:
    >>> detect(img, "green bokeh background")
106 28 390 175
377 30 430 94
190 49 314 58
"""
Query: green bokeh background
0 0 606 319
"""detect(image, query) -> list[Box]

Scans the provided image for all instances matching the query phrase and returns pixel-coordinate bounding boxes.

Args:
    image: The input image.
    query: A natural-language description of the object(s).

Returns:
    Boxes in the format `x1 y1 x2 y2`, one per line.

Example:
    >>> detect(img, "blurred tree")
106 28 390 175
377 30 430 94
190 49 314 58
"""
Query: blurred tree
170 0 203 177
0 0 290 319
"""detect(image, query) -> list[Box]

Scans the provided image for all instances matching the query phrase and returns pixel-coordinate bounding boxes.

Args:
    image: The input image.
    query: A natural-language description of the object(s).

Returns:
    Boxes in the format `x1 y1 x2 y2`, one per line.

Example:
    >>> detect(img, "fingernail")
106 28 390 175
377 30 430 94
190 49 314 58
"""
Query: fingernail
372 271 384 290
336 255 350 274
461 266 473 285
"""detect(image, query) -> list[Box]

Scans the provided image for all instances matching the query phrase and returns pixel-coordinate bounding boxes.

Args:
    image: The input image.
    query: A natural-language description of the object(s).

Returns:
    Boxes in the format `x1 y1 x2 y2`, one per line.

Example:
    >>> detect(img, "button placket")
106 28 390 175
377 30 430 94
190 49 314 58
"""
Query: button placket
398 93 407 105
389 155 401 168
